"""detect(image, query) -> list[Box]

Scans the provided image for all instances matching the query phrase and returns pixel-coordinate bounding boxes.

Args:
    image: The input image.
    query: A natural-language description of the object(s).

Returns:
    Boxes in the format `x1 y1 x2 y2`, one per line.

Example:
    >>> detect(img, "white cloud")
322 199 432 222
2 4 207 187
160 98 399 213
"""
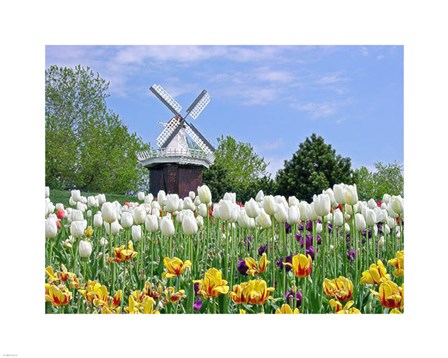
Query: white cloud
254 138 285 152
291 101 340 119
265 156 286 176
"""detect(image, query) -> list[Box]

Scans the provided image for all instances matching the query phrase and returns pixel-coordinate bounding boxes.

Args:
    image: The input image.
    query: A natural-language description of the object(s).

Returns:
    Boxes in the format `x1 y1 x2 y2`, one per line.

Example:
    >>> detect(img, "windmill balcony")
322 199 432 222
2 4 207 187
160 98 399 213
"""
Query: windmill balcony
137 148 215 169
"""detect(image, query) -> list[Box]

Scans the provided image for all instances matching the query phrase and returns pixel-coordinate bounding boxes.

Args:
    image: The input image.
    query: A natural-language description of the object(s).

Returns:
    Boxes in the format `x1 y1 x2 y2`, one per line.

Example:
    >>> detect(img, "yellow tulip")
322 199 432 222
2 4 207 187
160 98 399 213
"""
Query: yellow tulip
360 260 391 285
390 308 403 314
284 253 312 278
194 268 229 299
45 284 72 307
388 250 404 277
329 299 361 314
370 280 404 309
229 279 274 305
323 276 354 302
164 287 186 303
162 257 192 279
275 303 300 314
111 240 138 263
244 253 270 276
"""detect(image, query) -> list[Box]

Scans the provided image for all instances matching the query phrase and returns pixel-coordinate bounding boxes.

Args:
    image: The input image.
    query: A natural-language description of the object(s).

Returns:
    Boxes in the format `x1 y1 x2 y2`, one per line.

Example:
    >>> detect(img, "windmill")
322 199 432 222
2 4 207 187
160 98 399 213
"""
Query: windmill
137 84 215 197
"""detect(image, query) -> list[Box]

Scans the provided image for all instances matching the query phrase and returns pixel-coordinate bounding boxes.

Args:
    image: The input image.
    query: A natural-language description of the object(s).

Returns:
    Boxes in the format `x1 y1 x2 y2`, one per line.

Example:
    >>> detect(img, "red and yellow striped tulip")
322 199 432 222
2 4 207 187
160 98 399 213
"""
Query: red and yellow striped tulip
45 284 72 307
323 276 354 302
194 268 229 299
229 279 274 305
244 253 270 276
162 257 192 279
164 287 186 304
329 299 361 314
360 260 391 285
370 280 404 309
284 253 312 278
111 240 138 263
388 250 404 277
275 303 300 314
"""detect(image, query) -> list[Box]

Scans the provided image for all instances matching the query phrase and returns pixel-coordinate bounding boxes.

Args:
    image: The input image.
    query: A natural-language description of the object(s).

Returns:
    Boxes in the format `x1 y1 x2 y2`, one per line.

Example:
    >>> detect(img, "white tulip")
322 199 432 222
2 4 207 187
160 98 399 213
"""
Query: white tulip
316 222 323 233
288 196 300 207
287 205 300 225
87 196 98 208
86 210 92 218
333 208 344 227
101 202 118 223
99 237 108 247
71 209 84 222
237 209 252 228
198 203 208 218
263 195 277 216
307 202 319 221
274 203 288 223
255 190 264 202
111 220 123 235
355 213 366 231
137 192 145 201
223 192 236 203
96 194 106 205
189 191 196 200
78 240 93 258
345 184 358 206
183 197 196 211
194 196 201 206
160 216 175 237
298 201 309 221
345 222 351 233
70 220 87 239
378 236 385 248
93 212 103 228
71 190 82 202
182 215 198 236
45 217 58 239
256 209 272 229
157 190 167 207
196 215 204 228
219 200 233 221
367 198 377 209
365 208 377 226
145 214 159 232
387 216 396 229
391 195 404 215
333 183 347 205
323 188 336 207
144 193 154 204
133 206 146 225
45 186 50 199
165 194 180 212
383 224 391 235
245 198 260 219
132 225 142 241
77 201 87 213
313 194 331 217
121 211 133 228
197 185 212 205
382 194 391 204
55 203 65 211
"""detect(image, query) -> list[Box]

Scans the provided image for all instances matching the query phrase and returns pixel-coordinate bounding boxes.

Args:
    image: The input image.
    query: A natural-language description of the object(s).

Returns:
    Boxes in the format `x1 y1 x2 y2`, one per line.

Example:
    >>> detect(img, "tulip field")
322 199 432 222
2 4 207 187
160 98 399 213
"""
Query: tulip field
44 184 404 314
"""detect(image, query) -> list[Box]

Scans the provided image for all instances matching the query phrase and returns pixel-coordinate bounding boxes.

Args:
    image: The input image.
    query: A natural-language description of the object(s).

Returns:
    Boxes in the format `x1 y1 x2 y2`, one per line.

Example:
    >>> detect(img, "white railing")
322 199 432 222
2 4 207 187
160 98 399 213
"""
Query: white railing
137 148 214 163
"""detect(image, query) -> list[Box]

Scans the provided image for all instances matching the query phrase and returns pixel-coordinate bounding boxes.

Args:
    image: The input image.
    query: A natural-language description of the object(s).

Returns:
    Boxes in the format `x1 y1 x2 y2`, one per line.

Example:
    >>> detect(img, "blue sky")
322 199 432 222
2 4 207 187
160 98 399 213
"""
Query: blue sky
45 45 403 176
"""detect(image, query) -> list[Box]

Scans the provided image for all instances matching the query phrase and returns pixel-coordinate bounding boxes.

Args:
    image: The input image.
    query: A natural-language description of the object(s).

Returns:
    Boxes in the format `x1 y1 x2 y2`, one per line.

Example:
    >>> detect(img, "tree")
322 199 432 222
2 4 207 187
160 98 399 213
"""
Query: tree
353 161 404 201
45 65 150 193
203 135 271 202
275 133 353 201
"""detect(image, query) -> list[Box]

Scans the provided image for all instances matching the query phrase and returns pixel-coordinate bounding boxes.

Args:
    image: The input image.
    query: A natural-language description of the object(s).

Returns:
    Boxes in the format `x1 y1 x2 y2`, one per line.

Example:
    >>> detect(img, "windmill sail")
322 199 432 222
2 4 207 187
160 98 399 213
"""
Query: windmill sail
184 122 215 155
156 118 182 148
186 90 210 119
150 84 182 116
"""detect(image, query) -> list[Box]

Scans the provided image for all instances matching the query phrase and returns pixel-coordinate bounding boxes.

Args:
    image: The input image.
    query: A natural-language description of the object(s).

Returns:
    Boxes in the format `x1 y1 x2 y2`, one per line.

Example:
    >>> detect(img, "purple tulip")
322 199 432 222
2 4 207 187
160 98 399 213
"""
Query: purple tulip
347 249 356 262
258 244 268 256
194 299 202 311
305 220 313 232
284 222 292 234
194 282 200 296
237 259 249 276
244 236 253 250
276 254 293 272
306 246 315 260
285 289 303 307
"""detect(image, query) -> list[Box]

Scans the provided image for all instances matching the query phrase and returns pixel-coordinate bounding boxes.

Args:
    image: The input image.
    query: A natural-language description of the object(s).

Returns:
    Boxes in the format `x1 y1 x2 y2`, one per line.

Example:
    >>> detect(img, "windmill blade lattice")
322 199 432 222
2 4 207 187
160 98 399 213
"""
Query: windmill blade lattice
186 90 211 120
156 119 182 148
185 123 215 155
150 84 182 116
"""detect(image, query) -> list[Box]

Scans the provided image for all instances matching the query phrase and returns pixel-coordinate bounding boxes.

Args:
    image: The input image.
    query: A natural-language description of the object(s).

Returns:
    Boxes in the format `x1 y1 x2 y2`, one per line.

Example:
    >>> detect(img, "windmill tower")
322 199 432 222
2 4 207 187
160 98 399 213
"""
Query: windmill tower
137 84 215 197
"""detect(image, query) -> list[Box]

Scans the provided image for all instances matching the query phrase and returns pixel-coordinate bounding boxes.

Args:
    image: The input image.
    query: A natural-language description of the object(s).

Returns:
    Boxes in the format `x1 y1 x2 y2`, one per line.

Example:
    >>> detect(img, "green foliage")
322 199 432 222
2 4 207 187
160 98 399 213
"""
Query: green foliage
275 133 354 201
203 135 271 202
45 65 150 194
353 161 404 201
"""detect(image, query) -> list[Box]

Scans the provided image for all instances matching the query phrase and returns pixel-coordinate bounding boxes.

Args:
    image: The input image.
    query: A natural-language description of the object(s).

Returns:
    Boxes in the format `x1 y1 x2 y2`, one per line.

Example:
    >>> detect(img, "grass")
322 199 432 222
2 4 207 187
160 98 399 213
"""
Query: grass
49 189 139 207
